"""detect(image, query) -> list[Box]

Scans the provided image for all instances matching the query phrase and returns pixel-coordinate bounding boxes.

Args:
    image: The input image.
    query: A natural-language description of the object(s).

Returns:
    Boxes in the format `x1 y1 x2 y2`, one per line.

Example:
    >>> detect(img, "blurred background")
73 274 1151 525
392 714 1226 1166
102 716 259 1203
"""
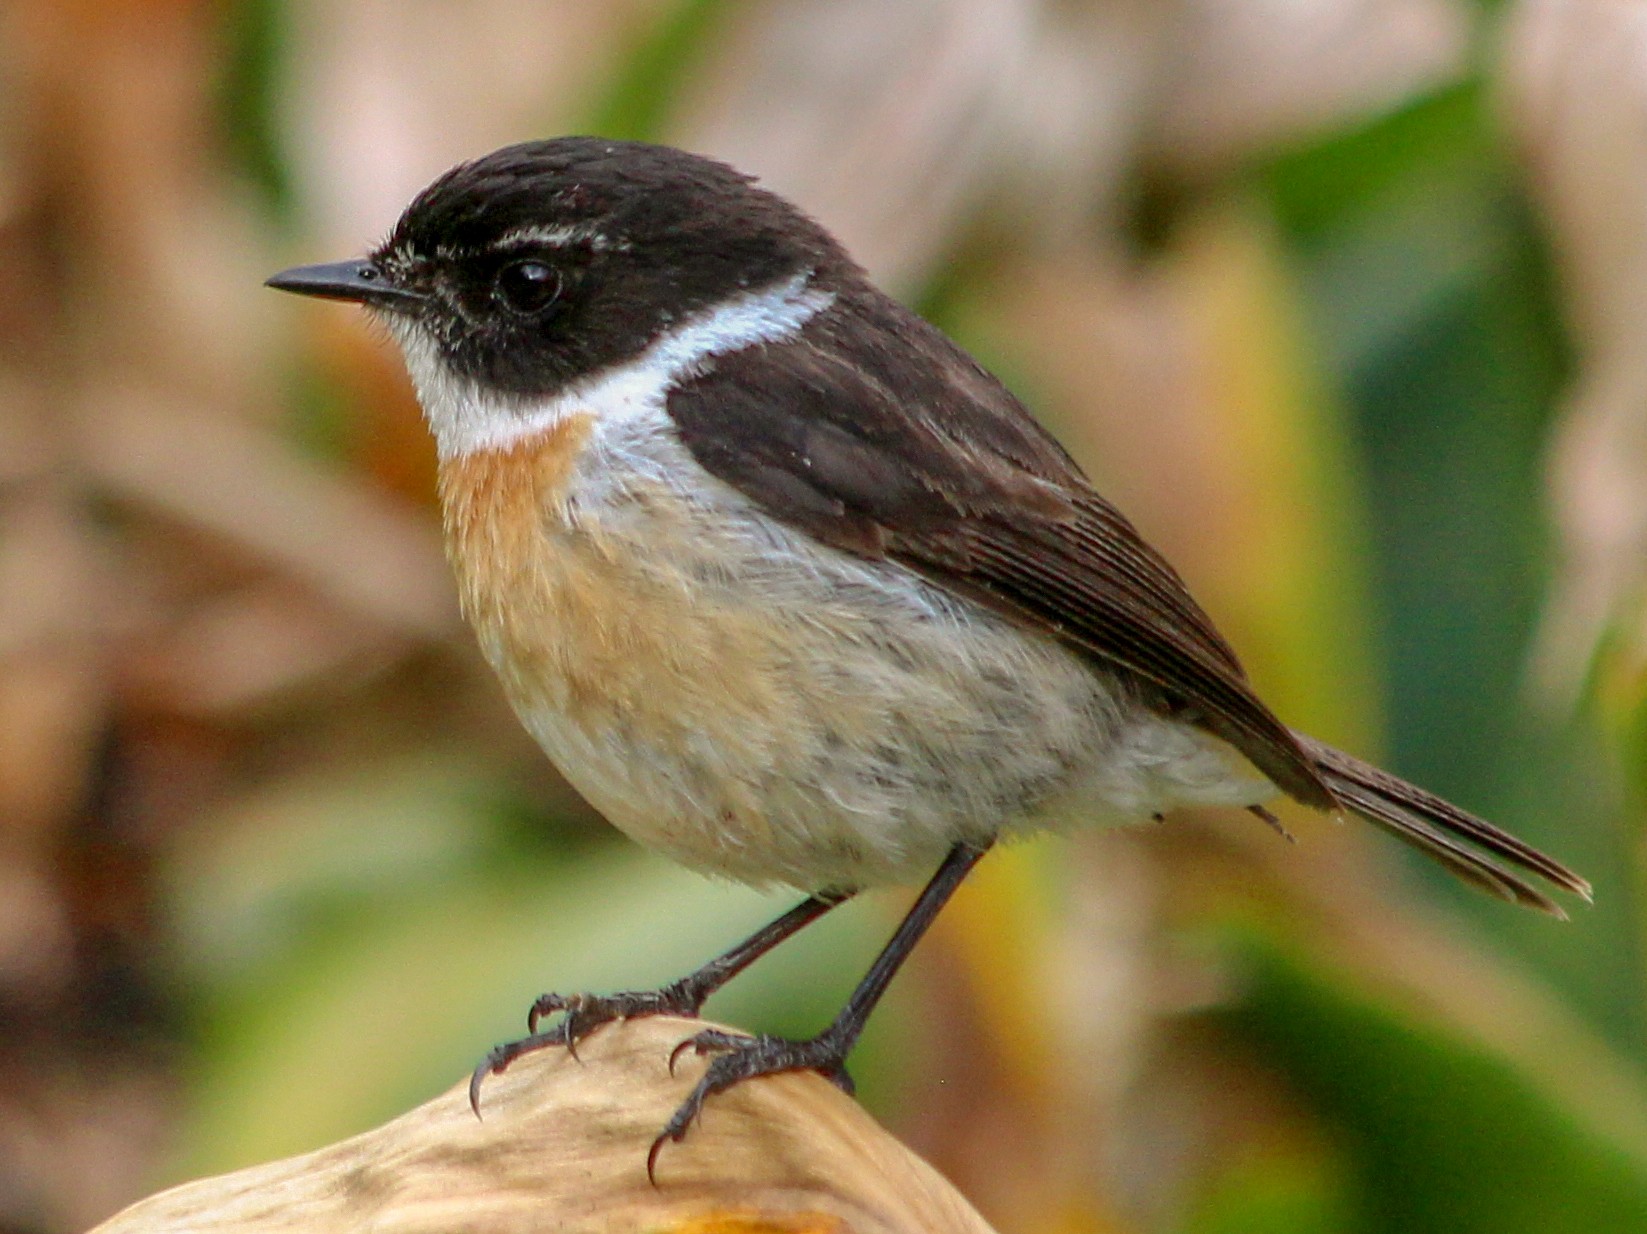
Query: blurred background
2 0 1646 1231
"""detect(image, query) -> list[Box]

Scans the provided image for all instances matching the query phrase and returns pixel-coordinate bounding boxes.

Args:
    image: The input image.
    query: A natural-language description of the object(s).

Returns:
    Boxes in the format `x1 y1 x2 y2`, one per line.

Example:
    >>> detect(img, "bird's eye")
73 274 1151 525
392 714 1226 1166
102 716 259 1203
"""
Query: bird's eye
494 260 562 316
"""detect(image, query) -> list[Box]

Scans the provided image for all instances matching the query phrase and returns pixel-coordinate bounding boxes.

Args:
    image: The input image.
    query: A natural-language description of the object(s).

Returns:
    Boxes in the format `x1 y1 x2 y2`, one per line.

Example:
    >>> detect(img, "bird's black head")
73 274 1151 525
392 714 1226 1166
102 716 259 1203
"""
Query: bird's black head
268 138 849 397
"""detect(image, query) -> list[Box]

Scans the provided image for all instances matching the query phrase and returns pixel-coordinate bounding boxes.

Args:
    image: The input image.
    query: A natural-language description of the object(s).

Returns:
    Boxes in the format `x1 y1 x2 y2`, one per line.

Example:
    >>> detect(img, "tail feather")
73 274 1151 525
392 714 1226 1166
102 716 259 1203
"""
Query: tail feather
1293 733 1592 918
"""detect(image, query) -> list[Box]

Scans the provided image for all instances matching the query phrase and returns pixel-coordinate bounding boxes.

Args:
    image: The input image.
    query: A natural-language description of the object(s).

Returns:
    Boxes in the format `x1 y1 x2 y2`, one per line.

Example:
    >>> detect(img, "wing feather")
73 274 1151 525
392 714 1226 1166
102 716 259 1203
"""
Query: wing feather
667 295 1336 809
664 286 1588 907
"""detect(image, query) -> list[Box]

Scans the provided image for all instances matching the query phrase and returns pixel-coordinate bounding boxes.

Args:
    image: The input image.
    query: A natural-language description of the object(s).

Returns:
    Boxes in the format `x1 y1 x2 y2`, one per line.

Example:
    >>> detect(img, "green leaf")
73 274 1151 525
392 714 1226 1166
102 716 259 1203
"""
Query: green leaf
1209 934 1647 1234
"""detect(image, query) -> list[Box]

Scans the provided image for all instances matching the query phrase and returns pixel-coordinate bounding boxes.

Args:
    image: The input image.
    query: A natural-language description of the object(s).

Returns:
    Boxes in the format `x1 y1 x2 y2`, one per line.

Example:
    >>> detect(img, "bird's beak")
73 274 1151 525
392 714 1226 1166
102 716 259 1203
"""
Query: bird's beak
265 259 426 310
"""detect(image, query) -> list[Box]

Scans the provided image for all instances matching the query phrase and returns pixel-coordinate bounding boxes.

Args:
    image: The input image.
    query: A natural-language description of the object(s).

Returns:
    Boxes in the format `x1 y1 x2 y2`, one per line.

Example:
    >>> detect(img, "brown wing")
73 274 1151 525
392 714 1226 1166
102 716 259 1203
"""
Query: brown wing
666 291 1337 811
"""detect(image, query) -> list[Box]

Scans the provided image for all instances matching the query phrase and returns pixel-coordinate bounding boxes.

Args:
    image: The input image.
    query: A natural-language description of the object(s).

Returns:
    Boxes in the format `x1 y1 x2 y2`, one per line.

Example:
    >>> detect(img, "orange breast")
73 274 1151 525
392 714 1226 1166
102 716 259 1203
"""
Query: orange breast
434 417 812 873
437 414 601 712
439 416 790 722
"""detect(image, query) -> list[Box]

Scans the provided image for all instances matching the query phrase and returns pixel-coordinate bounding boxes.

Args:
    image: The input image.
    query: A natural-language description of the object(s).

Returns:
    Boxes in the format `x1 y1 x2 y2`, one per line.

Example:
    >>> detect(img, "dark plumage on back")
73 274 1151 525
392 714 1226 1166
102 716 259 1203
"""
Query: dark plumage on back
667 282 1338 812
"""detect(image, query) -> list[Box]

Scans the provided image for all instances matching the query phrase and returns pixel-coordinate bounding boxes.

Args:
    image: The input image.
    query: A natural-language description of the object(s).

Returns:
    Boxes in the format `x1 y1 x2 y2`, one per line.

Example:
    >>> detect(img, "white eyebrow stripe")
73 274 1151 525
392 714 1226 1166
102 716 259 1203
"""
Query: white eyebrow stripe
400 271 836 459
494 223 626 252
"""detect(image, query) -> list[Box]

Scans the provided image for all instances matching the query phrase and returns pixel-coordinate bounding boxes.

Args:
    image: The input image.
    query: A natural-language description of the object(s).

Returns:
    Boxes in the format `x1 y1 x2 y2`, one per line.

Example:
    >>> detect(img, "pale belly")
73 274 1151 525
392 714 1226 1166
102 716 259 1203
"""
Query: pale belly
438 413 1269 890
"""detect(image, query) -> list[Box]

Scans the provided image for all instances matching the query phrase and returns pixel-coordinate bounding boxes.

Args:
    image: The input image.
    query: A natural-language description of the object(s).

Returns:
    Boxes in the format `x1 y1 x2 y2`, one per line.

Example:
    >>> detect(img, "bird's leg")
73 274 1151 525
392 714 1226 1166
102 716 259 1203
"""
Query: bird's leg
470 890 851 1111
528 890 855 1042
647 841 990 1180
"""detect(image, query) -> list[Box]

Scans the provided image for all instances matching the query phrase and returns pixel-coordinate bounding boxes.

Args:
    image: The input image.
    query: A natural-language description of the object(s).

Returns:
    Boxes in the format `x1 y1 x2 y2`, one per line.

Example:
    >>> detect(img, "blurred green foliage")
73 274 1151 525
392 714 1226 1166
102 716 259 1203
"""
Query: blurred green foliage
1264 83 1645 1055
1214 933 1647 1233
218 0 293 222
579 0 734 143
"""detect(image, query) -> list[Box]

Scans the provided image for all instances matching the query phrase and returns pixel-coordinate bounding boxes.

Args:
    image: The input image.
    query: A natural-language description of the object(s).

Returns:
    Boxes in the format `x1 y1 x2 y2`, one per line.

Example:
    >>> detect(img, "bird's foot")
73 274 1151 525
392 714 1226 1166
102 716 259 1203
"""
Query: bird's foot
469 982 703 1114
527 985 704 1051
647 1026 854 1181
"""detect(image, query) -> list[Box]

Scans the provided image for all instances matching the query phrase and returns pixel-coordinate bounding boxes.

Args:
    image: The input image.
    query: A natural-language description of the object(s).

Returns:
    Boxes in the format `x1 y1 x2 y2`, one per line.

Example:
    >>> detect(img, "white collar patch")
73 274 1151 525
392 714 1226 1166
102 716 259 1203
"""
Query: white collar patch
394 272 835 459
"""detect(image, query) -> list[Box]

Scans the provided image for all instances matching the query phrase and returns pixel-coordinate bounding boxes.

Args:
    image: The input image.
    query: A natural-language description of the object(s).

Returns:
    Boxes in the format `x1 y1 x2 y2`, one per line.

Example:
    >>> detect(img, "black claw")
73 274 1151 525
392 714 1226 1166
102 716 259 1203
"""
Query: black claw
489 987 702 1083
649 1075 709 1183
667 1026 751 1075
467 1029 568 1114
647 1028 853 1176
561 1008 586 1062
469 1042 510 1115
468 1060 490 1118
666 1037 693 1076
645 1128 674 1185
472 985 712 1111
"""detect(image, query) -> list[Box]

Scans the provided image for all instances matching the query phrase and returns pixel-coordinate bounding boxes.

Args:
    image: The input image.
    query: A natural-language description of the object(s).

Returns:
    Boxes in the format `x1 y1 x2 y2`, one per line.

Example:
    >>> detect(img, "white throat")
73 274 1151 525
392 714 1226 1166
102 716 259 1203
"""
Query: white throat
390 272 835 459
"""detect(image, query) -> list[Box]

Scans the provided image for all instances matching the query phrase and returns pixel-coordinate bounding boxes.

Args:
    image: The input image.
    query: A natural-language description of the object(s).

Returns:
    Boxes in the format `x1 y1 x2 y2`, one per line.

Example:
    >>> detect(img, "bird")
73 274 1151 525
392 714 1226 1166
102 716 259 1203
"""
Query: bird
266 136 1589 1174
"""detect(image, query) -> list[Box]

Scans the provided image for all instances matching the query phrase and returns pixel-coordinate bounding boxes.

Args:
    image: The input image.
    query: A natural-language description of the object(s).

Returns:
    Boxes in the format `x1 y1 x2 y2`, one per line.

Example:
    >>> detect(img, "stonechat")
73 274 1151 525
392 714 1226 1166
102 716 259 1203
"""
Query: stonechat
268 138 1589 1172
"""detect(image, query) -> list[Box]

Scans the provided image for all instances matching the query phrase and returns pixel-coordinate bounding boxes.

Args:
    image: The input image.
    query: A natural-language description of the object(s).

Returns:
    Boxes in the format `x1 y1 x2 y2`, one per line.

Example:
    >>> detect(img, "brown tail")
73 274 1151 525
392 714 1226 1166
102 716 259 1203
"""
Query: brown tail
1292 732 1592 918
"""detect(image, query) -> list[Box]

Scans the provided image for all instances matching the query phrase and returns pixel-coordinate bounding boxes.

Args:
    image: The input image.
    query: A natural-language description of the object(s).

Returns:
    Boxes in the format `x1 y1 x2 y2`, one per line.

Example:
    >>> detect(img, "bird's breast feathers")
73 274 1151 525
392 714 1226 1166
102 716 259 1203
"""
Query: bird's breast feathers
434 389 1267 889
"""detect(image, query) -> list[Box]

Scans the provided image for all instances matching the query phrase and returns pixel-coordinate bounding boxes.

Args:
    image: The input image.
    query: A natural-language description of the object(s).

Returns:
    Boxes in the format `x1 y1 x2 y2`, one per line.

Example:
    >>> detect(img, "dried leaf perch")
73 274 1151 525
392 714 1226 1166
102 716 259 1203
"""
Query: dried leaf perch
88 1018 994 1234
